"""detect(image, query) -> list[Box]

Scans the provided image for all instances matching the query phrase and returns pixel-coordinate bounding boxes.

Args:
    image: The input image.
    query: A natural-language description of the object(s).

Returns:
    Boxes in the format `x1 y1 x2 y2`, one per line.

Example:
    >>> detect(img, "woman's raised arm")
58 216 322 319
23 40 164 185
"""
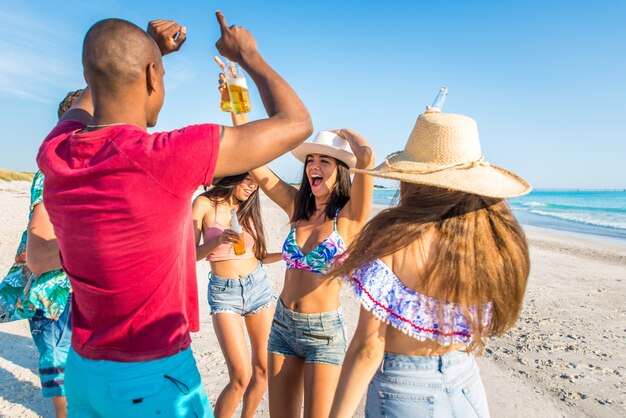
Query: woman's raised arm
334 129 375 232
250 166 298 219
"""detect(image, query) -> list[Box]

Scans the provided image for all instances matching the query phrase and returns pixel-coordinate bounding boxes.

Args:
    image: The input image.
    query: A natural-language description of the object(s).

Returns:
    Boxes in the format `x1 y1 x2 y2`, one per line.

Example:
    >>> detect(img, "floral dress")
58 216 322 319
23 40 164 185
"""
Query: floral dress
0 171 71 322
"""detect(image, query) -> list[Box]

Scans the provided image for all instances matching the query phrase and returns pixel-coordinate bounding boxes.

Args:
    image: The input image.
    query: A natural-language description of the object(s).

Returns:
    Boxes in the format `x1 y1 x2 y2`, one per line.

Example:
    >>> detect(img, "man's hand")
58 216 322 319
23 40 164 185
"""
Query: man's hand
148 20 187 56
215 11 258 63
211 10 312 179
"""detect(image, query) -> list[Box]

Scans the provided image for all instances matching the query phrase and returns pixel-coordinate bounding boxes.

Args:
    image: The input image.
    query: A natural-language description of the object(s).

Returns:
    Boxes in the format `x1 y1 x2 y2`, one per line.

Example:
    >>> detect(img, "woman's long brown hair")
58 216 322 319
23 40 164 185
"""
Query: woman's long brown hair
202 174 267 260
330 184 530 352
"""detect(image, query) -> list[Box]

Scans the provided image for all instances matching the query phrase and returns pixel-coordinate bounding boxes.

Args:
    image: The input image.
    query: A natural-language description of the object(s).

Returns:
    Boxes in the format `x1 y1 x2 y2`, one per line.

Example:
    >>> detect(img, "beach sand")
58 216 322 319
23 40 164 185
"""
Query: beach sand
0 182 624 417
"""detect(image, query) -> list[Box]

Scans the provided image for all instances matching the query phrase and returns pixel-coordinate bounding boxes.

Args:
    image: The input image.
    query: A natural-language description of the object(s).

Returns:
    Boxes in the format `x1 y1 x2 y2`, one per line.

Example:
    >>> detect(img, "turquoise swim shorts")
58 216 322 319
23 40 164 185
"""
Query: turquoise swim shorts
65 346 213 417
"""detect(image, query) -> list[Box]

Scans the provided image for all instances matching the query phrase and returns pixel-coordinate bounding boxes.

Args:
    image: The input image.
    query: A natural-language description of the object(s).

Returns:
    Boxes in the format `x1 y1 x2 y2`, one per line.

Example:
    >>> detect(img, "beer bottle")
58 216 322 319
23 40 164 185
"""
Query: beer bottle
427 87 448 113
230 209 246 256
225 61 252 114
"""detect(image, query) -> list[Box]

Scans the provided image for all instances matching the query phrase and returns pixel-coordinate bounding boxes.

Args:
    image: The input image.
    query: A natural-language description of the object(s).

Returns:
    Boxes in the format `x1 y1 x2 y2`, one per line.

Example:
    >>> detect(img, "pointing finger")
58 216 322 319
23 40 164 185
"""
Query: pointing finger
216 11 228 33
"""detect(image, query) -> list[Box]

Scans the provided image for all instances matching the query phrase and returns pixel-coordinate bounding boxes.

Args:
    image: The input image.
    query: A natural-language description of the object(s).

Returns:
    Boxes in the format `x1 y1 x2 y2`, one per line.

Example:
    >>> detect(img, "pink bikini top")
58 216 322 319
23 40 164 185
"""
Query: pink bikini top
204 219 256 262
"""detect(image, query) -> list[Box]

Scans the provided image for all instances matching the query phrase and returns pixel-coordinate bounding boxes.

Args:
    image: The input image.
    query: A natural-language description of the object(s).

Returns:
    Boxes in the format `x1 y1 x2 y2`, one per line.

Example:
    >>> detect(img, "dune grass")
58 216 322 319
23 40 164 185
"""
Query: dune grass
0 169 35 182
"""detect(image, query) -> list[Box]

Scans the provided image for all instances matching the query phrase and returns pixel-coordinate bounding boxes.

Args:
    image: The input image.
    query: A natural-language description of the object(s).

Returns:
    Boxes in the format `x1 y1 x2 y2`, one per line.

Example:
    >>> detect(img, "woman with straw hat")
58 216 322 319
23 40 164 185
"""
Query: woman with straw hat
328 111 531 418
251 129 375 418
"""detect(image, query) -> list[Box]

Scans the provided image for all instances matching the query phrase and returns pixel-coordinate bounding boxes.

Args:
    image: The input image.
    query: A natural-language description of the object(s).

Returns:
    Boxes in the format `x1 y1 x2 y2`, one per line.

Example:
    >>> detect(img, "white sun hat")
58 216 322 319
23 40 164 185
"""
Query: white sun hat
351 112 531 198
291 130 357 168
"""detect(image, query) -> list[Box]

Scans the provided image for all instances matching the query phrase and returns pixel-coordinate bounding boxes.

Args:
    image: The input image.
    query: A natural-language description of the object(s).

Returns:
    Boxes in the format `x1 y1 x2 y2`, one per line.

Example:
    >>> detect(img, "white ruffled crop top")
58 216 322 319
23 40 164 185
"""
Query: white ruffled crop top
348 259 492 347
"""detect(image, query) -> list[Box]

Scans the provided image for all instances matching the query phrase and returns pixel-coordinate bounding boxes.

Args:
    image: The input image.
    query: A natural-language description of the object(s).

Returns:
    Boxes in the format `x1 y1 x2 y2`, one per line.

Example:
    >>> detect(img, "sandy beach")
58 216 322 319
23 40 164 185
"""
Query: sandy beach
0 181 624 417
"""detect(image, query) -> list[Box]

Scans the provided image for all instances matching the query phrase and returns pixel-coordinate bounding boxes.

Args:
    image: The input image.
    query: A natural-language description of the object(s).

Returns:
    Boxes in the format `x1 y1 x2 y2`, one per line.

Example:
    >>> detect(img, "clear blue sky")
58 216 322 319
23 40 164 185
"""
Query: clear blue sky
1 0 624 189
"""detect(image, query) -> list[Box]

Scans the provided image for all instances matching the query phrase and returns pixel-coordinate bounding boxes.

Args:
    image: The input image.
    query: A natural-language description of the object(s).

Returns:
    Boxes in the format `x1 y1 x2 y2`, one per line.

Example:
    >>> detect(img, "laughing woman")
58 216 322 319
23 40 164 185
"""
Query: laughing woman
251 130 375 418
192 172 279 418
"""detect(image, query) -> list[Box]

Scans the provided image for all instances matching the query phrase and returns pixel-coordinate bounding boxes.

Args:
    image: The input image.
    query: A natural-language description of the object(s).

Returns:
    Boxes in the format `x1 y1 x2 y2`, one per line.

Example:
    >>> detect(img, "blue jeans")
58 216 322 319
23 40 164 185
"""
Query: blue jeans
65 347 213 418
208 262 274 316
267 298 347 366
29 294 72 398
366 351 490 418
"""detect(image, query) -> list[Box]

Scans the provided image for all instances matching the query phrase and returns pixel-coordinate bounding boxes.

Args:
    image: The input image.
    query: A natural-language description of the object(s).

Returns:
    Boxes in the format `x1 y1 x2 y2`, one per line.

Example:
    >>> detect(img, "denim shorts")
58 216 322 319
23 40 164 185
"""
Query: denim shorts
65 347 213 417
365 351 490 418
267 298 347 366
208 262 274 316
28 294 72 398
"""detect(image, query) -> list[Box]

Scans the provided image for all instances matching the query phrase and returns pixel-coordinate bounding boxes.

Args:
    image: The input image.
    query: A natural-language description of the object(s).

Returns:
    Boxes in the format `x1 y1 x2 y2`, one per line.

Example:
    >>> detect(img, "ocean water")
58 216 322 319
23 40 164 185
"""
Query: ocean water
372 189 626 240
372 188 400 206
509 190 626 240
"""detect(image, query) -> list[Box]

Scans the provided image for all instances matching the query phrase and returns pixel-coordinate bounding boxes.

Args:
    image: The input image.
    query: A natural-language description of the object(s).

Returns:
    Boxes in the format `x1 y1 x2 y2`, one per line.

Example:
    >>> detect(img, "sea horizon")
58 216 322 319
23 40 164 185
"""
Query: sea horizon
373 189 626 242
2 175 626 242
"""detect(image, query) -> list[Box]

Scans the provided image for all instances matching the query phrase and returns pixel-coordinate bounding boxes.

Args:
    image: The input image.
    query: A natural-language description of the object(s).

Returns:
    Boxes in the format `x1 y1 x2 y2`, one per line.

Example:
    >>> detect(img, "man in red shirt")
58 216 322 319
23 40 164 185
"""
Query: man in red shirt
36 13 311 417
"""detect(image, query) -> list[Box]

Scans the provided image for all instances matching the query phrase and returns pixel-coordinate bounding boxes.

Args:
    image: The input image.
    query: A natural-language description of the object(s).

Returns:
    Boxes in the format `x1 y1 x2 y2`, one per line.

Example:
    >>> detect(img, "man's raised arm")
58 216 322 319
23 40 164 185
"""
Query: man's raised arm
212 11 312 177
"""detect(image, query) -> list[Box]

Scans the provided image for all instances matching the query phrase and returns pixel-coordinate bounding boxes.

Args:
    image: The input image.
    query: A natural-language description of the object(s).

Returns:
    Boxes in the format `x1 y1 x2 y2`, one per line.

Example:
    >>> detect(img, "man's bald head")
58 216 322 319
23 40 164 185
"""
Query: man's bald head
83 18 162 93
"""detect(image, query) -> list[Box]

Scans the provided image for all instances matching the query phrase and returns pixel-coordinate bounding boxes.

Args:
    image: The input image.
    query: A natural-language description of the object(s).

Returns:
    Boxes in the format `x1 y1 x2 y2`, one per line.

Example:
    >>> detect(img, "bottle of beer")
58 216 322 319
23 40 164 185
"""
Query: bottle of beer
427 87 448 113
230 209 246 256
225 61 252 114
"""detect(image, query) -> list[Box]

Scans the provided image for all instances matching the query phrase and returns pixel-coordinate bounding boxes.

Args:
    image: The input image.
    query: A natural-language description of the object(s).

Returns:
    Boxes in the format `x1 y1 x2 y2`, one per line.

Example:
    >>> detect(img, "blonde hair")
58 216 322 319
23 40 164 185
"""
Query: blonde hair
330 184 530 352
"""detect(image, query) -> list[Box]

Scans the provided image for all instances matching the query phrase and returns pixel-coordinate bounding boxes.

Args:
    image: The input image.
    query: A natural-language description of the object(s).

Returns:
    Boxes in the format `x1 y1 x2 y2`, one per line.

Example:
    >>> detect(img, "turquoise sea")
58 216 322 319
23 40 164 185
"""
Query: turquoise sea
372 188 400 206
372 189 626 240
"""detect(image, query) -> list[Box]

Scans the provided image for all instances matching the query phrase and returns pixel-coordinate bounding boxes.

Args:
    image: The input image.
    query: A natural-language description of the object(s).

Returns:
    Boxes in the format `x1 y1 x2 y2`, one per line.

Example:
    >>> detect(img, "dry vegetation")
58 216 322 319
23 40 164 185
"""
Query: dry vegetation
0 169 34 182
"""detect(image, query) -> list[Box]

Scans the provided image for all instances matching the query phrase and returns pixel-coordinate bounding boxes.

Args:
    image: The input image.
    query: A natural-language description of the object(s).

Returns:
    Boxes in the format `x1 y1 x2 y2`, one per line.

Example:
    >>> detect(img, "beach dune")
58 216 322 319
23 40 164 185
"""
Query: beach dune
0 184 624 417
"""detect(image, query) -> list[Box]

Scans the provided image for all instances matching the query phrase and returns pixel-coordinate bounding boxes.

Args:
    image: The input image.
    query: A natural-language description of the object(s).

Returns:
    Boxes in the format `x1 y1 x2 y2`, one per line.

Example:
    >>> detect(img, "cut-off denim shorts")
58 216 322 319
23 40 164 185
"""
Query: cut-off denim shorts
208 262 274 316
267 298 347 366
366 351 490 418
29 294 72 398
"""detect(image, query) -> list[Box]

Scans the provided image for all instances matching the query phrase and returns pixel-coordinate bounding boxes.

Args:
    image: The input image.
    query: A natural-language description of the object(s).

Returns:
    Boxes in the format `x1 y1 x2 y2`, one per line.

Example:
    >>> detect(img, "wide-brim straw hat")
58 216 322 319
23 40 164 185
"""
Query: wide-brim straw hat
351 112 531 198
292 131 357 168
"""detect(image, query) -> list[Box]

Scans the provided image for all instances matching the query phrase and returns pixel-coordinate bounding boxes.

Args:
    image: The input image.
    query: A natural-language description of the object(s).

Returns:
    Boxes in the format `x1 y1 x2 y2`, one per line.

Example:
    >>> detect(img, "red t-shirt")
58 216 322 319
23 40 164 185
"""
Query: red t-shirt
37 120 220 362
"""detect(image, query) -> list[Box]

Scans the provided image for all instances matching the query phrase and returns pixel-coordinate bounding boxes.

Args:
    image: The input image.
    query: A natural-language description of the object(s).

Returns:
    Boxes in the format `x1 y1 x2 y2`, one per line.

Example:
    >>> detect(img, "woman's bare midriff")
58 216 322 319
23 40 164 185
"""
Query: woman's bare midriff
210 257 259 278
385 327 467 356
280 268 342 313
